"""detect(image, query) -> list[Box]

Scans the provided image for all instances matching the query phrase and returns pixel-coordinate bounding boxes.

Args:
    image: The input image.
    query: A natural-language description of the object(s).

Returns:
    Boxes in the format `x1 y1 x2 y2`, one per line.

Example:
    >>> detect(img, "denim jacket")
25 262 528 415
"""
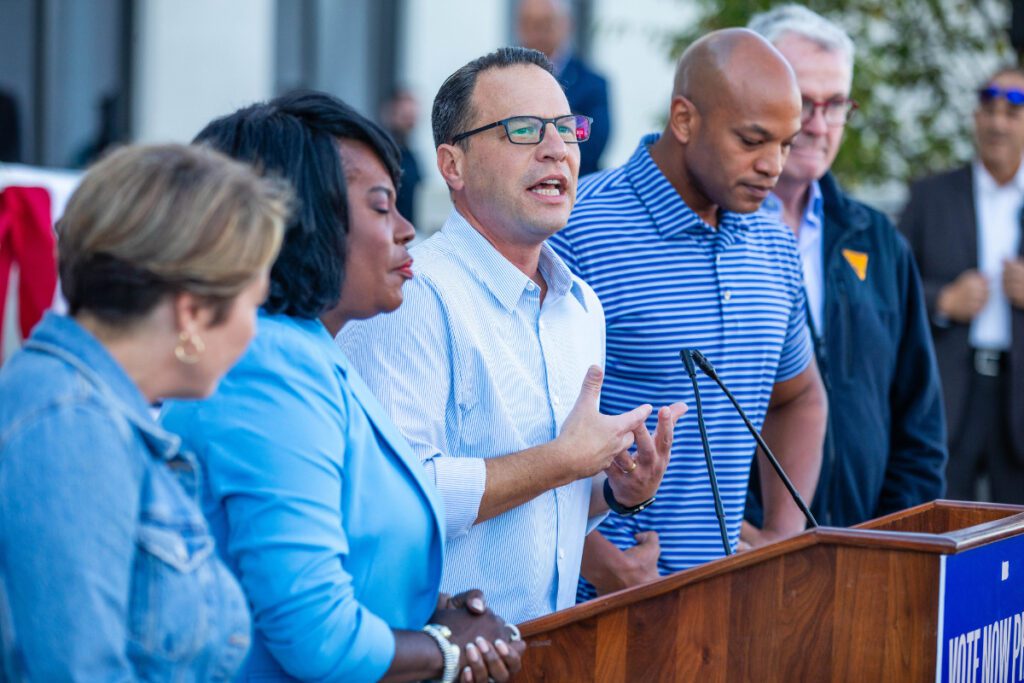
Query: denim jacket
0 313 251 681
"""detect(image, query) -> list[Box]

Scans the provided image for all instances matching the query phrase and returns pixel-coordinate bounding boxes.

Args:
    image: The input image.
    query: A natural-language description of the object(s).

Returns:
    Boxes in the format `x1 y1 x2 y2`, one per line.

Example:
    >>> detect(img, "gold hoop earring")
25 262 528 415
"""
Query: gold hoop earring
174 330 206 365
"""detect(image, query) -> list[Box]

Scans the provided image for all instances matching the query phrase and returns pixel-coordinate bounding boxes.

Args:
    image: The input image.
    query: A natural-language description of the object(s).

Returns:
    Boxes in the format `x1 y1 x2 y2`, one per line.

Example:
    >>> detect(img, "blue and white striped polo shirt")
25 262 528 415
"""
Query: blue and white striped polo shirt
549 134 812 587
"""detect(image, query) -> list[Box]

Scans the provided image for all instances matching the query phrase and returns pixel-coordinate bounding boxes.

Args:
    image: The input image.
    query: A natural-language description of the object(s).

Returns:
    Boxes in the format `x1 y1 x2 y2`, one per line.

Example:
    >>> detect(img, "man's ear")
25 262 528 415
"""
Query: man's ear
436 143 467 192
668 95 698 146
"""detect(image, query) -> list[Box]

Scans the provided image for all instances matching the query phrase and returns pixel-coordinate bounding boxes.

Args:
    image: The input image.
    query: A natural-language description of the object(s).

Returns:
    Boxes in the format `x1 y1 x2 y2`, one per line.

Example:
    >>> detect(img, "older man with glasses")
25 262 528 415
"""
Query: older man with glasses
744 4 947 530
339 46 685 625
900 64 1024 504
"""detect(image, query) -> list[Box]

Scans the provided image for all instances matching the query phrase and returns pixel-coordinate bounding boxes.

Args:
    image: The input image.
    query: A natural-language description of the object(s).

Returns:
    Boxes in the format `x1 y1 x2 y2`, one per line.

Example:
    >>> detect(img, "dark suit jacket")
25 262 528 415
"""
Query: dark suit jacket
898 164 1024 461
558 55 610 177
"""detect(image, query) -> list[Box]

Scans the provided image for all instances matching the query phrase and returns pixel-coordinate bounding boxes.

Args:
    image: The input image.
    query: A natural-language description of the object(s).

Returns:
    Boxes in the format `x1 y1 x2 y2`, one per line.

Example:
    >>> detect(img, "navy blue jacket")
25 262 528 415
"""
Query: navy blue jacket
558 55 610 177
748 173 947 527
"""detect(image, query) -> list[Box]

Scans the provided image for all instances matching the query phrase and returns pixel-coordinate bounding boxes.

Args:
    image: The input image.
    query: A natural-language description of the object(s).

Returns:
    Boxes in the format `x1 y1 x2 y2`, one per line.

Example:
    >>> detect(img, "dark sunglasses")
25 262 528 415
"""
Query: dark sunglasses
450 114 593 145
978 86 1024 107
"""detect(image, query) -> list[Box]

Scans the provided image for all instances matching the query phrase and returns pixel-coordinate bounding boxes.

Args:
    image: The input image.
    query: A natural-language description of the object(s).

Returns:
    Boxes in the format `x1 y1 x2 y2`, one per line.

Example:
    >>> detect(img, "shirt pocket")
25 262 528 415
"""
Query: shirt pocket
128 520 215 662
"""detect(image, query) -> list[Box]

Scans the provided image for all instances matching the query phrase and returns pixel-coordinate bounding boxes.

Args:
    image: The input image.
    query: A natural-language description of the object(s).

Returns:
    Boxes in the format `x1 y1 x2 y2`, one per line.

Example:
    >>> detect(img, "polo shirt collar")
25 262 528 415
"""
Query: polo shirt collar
763 179 824 235
440 209 587 312
625 133 750 242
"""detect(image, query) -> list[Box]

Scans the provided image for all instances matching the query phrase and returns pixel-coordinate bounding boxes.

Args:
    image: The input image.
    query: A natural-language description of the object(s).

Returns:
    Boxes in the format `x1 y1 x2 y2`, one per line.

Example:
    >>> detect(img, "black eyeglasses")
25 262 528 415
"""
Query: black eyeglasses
801 98 858 126
978 86 1024 107
449 114 593 145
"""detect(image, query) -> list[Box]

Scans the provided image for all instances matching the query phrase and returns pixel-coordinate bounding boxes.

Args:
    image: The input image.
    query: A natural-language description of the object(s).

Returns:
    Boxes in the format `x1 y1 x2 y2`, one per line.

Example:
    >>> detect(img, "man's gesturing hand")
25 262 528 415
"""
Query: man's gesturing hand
607 402 687 507
555 366 652 480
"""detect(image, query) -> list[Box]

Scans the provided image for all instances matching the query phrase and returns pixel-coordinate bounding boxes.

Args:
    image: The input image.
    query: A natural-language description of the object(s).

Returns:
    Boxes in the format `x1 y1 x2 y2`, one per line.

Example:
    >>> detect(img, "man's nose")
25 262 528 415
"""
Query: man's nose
756 145 787 177
537 122 569 159
802 106 829 136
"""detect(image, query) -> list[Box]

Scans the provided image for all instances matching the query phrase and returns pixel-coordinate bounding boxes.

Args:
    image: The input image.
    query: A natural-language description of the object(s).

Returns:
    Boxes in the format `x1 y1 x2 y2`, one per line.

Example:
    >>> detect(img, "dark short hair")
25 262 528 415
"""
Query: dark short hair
194 90 401 319
431 47 554 149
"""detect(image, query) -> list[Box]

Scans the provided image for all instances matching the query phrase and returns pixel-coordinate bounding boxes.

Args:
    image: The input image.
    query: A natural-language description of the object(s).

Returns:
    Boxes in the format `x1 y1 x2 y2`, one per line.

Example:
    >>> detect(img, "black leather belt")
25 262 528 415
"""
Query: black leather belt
973 348 1007 377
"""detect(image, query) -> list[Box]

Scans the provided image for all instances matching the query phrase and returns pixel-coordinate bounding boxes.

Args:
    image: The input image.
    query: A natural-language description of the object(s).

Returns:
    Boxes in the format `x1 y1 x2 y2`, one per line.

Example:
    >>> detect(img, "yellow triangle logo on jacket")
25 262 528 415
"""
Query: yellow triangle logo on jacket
842 249 868 281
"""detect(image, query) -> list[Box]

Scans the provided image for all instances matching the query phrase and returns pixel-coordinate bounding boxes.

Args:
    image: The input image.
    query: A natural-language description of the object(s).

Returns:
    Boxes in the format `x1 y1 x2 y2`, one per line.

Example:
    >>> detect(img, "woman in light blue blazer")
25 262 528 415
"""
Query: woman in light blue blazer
162 92 523 683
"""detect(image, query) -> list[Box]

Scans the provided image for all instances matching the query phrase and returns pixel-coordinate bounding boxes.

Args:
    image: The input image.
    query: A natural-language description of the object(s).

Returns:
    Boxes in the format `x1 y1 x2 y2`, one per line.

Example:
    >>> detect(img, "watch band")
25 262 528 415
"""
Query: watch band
422 623 460 683
603 478 655 516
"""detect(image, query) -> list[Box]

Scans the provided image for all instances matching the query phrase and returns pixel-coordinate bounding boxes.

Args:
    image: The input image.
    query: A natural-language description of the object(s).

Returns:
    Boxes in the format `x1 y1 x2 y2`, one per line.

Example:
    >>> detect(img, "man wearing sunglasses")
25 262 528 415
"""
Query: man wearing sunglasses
339 47 685 624
550 28 827 596
743 5 946 532
900 66 1024 504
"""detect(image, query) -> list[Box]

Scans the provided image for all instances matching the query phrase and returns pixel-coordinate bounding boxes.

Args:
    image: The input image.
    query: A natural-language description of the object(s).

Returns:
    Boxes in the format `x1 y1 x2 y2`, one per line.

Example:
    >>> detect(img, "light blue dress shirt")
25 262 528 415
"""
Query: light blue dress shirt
339 210 606 624
762 181 826 335
970 158 1024 350
162 313 445 682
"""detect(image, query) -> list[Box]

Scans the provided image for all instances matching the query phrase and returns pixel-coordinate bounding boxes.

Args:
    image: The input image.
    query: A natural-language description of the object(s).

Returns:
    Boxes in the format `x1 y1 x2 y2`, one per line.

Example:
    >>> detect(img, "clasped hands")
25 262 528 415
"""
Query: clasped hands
432 590 525 682
939 259 1024 323
557 365 687 509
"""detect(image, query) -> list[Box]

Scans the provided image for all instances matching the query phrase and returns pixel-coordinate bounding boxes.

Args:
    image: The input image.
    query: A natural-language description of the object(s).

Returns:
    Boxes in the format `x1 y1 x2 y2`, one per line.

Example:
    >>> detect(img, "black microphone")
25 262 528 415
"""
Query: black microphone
680 349 731 556
688 349 818 529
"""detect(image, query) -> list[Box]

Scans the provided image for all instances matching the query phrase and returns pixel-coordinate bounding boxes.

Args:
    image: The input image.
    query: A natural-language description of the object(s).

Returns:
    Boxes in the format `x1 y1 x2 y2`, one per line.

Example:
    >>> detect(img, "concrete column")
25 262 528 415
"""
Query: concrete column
132 0 276 143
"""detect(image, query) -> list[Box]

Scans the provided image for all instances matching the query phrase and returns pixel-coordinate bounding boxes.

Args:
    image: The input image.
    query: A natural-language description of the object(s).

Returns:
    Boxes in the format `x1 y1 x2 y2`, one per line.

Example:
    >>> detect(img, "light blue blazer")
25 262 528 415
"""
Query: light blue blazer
162 313 445 683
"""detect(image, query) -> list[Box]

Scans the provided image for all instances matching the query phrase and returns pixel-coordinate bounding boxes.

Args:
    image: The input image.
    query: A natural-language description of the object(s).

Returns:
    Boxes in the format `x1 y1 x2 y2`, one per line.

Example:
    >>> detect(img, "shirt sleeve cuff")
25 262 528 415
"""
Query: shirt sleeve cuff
584 477 608 533
586 510 609 534
776 326 813 383
425 456 486 539
931 310 952 329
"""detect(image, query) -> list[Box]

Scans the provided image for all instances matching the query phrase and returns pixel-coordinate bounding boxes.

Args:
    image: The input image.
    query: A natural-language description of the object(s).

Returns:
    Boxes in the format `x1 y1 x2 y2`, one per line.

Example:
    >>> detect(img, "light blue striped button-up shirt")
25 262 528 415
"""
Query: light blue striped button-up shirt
338 209 606 623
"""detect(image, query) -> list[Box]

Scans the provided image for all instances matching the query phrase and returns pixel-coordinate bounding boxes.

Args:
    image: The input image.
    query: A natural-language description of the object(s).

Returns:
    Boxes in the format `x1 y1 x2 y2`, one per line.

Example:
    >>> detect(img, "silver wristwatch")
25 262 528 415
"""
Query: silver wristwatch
422 623 460 683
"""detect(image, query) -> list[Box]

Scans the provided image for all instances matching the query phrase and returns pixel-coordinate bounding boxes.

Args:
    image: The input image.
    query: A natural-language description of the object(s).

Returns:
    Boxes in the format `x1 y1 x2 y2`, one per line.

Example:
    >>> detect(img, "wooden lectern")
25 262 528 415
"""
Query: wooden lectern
516 500 1024 682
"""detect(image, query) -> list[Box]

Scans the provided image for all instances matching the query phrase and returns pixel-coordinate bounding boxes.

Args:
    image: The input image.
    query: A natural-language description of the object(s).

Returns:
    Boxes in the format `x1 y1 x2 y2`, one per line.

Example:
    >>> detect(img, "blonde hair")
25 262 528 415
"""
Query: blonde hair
59 144 289 324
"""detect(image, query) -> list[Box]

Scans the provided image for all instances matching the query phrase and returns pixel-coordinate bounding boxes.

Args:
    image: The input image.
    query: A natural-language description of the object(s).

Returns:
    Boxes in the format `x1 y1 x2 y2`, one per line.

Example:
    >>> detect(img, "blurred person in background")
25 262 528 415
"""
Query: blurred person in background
899 66 1024 504
75 92 131 168
0 143 288 680
517 0 611 176
162 91 524 683
0 90 20 162
381 87 423 227
744 4 946 529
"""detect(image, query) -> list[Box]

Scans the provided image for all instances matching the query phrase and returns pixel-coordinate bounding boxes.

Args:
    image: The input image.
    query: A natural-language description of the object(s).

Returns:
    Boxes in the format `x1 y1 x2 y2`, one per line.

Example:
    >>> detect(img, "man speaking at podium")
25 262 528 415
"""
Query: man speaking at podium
550 28 827 597
340 47 685 624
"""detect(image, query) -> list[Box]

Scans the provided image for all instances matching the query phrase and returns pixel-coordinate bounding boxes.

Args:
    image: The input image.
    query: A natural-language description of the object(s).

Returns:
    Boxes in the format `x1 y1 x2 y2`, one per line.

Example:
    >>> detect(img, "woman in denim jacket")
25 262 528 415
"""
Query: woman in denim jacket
0 144 287 680
162 92 525 683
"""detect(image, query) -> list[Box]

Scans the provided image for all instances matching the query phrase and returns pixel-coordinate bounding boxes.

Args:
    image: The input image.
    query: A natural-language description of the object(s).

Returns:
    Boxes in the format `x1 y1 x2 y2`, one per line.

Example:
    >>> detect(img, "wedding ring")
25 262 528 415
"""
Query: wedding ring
506 623 522 642
617 458 638 475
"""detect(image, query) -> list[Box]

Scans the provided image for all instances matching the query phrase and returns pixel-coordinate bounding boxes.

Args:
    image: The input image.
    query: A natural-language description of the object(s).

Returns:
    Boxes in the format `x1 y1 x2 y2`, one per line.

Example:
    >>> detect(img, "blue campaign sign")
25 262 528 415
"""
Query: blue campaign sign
938 533 1024 683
